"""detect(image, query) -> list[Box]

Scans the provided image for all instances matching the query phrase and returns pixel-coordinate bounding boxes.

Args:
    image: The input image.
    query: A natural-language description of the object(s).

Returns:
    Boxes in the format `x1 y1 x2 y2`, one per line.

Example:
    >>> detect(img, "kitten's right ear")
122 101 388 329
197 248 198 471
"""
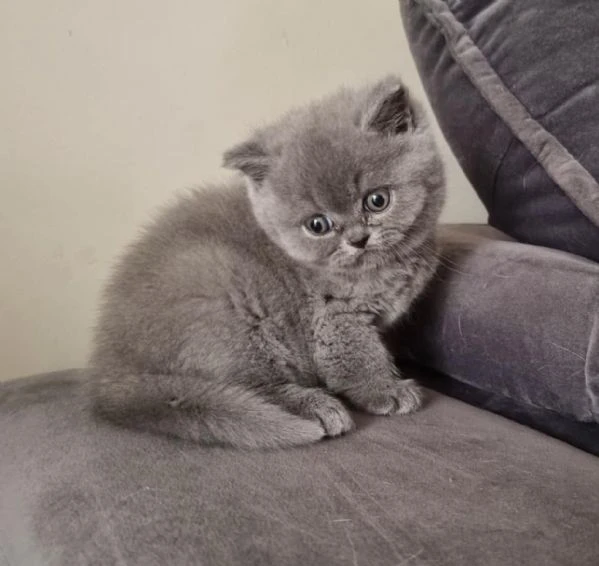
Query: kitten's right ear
223 139 270 185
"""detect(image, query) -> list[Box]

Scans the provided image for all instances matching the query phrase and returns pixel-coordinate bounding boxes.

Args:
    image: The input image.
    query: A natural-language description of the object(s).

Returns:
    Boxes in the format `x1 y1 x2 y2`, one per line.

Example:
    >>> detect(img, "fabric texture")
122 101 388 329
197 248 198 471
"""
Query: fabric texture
2 369 599 566
414 367 599 456
390 225 599 432
400 0 599 262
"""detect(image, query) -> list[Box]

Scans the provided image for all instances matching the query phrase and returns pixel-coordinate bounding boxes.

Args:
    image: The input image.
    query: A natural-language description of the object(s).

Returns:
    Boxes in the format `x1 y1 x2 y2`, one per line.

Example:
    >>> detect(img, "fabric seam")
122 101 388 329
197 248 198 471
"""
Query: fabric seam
586 308 599 421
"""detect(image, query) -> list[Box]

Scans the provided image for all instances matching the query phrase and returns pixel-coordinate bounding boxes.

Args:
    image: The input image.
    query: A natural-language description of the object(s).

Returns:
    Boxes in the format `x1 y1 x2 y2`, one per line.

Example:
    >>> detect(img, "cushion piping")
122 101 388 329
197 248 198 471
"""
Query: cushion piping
587 311 599 418
407 0 599 227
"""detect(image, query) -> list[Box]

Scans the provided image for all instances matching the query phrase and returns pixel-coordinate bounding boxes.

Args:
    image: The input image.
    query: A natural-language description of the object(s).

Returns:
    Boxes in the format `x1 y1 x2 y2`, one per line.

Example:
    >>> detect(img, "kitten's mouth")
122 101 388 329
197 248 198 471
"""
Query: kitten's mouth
337 246 379 268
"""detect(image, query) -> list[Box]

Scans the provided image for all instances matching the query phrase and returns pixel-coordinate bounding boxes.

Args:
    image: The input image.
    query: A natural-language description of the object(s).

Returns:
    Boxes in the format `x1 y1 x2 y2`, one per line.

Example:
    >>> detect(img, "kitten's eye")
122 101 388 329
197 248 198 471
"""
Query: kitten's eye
305 214 334 236
364 188 391 213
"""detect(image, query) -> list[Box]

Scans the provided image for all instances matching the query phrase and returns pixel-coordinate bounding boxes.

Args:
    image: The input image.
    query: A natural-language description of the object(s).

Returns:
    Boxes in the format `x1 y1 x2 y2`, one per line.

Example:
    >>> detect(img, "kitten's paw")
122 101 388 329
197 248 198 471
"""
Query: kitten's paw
275 385 354 438
353 378 423 416
301 393 354 437
315 398 355 437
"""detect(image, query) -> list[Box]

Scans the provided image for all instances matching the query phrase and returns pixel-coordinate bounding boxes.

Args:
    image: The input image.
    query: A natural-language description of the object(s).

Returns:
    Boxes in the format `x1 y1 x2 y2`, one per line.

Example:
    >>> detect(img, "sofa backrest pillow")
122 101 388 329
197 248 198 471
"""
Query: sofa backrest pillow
401 0 599 262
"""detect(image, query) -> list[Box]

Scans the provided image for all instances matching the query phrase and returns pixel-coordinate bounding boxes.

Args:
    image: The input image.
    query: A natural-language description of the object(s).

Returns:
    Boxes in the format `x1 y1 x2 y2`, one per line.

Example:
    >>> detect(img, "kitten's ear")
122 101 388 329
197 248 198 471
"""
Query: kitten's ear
223 139 270 185
362 79 414 135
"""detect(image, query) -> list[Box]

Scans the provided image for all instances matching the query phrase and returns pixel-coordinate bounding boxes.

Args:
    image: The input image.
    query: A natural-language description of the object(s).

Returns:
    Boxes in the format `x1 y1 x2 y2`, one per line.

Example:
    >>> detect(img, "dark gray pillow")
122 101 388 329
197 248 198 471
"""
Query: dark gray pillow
400 0 599 262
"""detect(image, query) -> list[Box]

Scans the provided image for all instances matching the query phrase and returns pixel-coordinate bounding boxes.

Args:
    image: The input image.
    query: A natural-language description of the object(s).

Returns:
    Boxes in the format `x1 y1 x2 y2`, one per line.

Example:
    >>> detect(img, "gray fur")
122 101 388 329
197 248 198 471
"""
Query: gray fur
89 76 446 449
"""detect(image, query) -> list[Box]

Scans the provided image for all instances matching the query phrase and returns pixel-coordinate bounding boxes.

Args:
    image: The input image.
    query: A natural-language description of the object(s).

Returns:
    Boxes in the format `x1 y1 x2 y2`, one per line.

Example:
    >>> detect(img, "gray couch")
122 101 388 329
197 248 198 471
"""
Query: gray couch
2 225 599 566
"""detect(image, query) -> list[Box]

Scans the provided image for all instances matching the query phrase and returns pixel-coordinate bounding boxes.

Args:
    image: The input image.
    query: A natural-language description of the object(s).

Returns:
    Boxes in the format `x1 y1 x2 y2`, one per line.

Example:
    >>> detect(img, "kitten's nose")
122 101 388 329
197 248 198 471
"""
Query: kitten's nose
348 234 370 249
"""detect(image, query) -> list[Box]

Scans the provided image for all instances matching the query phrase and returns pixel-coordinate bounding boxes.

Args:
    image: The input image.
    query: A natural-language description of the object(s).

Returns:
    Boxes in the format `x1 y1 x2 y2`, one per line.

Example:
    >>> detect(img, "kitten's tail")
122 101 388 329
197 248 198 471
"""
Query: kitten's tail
88 369 325 449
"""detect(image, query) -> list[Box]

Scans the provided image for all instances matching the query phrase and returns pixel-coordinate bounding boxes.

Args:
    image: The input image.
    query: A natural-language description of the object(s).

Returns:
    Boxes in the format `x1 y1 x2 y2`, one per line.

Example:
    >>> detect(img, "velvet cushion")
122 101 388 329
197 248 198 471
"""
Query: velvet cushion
400 0 599 262
388 224 599 451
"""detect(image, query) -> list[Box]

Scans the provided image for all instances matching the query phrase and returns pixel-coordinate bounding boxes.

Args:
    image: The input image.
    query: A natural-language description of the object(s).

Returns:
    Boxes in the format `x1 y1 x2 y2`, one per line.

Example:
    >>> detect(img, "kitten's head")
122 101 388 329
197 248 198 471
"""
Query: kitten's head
223 76 445 274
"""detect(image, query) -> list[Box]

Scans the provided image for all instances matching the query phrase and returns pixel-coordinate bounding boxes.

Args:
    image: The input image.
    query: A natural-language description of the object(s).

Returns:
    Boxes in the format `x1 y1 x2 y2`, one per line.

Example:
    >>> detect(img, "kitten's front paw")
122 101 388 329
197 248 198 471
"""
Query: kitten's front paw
304 393 354 437
351 378 423 416
316 400 355 437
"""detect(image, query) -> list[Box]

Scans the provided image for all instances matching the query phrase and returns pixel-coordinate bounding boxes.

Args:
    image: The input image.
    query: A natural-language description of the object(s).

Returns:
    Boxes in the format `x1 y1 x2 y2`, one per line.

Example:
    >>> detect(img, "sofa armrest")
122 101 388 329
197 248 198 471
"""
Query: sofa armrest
390 224 599 423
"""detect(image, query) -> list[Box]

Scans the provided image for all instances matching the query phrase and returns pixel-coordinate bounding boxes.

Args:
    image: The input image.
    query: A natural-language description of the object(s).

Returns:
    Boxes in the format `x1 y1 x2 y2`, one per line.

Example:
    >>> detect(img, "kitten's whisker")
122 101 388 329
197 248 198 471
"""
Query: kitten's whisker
418 240 476 277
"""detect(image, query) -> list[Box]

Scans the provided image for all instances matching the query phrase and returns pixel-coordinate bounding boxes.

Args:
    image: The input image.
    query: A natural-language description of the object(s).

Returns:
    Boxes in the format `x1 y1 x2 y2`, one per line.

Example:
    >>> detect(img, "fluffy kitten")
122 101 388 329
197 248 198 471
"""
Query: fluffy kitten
89 76 445 448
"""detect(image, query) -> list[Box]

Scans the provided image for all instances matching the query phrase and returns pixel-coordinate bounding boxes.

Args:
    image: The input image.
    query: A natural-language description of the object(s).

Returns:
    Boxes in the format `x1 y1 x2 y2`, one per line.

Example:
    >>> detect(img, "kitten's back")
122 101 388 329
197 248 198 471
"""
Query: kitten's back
89 182 325 448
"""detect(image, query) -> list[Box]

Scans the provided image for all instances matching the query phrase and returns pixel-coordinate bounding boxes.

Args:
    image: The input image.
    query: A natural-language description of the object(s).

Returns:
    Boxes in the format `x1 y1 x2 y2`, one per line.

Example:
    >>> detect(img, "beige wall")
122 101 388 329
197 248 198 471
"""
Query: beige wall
0 1 485 381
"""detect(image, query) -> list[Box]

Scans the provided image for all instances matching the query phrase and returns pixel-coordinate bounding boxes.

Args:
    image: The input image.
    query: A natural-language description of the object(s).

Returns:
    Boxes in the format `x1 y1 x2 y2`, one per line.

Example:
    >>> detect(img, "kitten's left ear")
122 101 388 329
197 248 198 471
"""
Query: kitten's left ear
223 138 271 185
362 79 414 135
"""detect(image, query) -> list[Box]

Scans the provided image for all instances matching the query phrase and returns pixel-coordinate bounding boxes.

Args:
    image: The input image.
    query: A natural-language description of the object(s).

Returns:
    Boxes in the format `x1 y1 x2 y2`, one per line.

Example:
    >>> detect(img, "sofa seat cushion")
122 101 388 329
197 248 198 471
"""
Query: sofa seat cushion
1 369 599 566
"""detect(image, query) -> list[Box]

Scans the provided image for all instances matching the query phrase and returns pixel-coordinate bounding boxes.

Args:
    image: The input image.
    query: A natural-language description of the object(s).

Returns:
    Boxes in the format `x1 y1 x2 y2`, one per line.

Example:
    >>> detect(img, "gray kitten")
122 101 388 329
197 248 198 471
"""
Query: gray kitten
89 76 445 449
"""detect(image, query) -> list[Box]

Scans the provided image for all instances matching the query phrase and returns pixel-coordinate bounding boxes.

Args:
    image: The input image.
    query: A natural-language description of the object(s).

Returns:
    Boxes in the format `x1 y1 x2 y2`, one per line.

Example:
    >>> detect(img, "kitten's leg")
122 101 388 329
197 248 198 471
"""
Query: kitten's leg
313 311 422 415
262 383 354 437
